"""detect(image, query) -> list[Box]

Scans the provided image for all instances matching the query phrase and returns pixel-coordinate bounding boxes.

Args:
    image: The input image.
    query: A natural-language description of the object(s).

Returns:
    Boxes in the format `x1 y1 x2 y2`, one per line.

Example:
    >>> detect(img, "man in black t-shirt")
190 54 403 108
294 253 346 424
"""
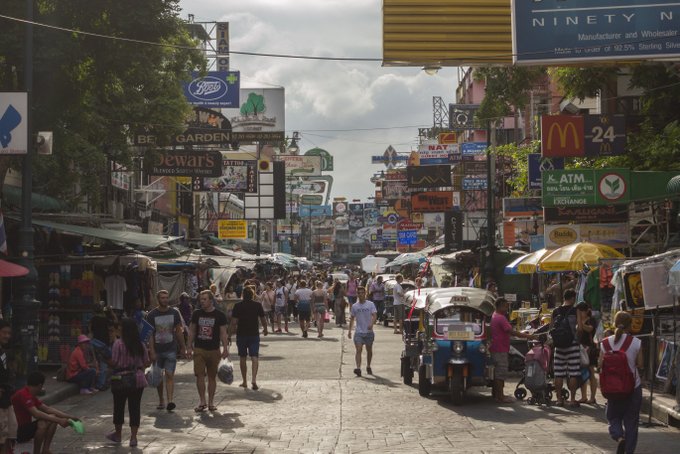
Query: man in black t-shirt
229 287 268 390
187 290 228 413
0 321 16 454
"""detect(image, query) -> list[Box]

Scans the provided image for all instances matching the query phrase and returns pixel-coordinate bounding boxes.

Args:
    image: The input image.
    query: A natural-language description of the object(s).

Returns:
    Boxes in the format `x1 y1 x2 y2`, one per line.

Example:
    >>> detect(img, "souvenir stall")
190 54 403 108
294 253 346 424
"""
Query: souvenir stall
36 254 158 365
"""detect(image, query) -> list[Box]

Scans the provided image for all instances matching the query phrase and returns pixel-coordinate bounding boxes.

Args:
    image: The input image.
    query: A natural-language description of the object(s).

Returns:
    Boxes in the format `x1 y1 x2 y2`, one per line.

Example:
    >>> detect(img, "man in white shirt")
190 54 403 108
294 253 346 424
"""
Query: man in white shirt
347 287 377 376
392 274 405 335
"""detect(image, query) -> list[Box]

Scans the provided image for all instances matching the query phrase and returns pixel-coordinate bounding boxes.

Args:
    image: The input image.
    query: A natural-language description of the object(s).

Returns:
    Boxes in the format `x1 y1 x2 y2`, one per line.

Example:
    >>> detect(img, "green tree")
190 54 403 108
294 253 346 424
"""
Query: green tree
493 141 540 196
240 93 266 116
0 0 205 209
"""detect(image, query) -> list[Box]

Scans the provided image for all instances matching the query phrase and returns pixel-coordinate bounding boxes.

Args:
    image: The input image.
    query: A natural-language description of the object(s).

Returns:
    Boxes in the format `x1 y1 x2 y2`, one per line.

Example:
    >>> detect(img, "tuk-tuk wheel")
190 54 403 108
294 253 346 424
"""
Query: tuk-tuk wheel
448 375 464 405
514 388 527 400
561 389 570 400
418 366 431 397
401 357 413 385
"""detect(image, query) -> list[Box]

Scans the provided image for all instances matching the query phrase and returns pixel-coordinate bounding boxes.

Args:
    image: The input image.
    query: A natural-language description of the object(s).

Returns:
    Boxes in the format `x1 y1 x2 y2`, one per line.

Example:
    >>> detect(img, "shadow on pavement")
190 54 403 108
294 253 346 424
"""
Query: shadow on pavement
216 387 284 404
151 411 194 431
196 411 245 432
363 373 401 388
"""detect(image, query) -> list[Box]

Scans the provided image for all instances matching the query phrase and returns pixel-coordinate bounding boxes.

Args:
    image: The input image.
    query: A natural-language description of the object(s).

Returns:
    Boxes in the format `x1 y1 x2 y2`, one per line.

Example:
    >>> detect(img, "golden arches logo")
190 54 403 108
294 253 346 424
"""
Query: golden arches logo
546 122 580 150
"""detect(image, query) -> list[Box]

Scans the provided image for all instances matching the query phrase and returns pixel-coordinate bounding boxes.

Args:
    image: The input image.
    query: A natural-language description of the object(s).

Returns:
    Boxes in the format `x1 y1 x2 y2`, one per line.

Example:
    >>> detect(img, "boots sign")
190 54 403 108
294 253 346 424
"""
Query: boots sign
147 150 222 177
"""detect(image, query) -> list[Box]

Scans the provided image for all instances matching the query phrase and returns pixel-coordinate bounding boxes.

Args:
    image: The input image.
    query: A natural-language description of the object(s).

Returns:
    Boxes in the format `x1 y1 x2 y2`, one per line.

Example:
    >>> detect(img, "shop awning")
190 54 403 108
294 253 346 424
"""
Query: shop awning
31 219 181 249
2 185 64 212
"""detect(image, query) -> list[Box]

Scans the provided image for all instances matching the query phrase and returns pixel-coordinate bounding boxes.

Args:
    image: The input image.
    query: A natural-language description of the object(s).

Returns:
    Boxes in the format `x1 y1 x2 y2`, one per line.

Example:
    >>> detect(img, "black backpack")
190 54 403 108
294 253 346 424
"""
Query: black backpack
550 311 575 348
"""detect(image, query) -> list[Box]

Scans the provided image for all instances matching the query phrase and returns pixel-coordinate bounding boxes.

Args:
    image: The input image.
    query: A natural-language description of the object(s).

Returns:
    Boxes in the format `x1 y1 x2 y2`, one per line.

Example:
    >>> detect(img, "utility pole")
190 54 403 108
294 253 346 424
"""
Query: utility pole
483 120 496 287
13 0 40 385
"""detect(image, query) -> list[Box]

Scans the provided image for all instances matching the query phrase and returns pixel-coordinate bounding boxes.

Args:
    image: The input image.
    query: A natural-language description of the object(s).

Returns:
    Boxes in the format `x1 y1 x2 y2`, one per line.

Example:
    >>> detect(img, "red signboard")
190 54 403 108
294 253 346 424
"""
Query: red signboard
410 191 453 212
541 115 584 158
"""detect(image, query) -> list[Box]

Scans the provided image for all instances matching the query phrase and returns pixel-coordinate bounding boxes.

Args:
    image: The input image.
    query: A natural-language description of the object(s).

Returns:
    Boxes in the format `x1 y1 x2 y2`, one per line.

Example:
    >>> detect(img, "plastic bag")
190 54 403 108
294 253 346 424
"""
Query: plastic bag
217 358 234 385
145 364 162 388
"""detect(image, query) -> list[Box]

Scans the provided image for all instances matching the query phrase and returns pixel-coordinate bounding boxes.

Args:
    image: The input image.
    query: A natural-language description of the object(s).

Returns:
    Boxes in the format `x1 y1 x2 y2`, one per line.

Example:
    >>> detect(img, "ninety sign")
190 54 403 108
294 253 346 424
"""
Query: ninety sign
541 115 584 157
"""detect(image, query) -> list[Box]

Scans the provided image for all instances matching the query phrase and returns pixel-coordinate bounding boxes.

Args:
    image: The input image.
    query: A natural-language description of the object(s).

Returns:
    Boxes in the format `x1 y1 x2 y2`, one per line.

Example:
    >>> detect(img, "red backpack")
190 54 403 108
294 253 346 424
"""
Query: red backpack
600 335 635 400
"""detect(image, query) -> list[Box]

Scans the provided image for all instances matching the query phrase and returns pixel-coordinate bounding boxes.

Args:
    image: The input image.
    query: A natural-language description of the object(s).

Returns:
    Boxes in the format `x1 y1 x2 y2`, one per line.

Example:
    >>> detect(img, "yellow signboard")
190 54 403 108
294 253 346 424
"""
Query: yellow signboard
218 220 247 240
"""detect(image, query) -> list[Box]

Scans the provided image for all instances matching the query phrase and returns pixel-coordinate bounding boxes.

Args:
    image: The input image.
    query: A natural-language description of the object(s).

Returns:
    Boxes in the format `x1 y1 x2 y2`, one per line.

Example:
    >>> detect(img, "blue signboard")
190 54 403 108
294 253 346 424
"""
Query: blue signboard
461 142 487 157
371 155 409 164
462 177 488 191
528 154 565 190
512 1 680 64
299 204 332 218
397 230 417 246
183 71 240 108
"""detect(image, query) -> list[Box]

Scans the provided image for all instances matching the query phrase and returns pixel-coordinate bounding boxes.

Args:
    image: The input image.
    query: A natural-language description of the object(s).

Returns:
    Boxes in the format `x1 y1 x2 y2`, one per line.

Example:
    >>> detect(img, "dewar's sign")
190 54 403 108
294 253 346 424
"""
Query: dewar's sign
147 150 222 177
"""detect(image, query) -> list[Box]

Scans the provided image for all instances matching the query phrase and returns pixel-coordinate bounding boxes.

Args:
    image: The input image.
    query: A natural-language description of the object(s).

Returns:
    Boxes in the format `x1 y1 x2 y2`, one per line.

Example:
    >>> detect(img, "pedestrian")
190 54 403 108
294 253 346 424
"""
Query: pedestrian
550 289 580 407
369 275 385 322
391 274 406 334
0 321 16 454
146 289 187 412
490 298 534 403
576 302 598 404
294 280 313 338
187 290 229 413
175 292 193 332
259 282 276 333
11 371 79 454
229 287 269 390
224 285 238 300
331 279 346 327
312 281 328 338
347 287 377 376
66 335 98 395
106 318 150 447
274 280 289 333
89 302 114 391
600 311 643 454
346 274 358 305
286 277 298 322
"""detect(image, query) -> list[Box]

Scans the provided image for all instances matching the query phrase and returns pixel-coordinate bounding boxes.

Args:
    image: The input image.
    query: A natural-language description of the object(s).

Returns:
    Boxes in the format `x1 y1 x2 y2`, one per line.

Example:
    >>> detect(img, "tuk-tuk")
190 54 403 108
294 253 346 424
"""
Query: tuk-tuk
418 287 496 405
399 287 438 385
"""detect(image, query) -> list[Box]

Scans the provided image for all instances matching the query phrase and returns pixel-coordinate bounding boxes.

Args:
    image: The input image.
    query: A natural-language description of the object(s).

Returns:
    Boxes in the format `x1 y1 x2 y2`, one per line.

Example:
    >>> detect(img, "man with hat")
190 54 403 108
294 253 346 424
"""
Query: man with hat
66 335 98 394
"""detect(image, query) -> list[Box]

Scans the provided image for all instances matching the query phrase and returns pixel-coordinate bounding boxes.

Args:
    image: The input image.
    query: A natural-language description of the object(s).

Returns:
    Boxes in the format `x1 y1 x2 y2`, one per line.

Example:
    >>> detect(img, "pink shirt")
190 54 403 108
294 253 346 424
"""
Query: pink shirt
490 312 512 353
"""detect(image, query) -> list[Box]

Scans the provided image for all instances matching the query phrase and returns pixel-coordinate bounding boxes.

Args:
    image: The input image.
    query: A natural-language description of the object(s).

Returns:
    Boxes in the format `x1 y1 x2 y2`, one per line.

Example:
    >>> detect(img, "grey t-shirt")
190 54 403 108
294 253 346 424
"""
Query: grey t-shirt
351 300 377 334
146 307 182 353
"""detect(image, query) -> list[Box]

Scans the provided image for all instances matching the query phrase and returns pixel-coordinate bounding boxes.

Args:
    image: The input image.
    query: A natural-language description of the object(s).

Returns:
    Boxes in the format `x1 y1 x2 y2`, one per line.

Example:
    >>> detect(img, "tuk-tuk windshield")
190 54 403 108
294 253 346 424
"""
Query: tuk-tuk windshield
434 306 485 337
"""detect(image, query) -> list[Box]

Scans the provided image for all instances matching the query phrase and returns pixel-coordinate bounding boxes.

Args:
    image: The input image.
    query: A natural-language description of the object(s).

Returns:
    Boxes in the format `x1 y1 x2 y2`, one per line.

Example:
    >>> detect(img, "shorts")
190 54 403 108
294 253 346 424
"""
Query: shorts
0 407 17 443
298 310 311 322
275 305 287 316
393 304 405 321
155 350 177 374
315 304 326 314
16 421 37 444
353 331 375 345
491 352 509 381
236 335 261 357
553 344 581 378
193 348 221 377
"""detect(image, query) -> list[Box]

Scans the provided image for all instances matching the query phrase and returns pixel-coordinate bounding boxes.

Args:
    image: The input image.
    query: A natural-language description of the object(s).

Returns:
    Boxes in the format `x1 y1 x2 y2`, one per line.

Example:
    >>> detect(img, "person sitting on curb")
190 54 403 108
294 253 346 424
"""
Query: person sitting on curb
11 371 80 454
66 335 98 394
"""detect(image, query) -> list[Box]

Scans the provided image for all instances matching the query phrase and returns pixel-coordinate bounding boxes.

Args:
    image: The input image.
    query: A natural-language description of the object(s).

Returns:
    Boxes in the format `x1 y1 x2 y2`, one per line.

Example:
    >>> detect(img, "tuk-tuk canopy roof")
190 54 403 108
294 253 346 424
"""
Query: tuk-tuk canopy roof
404 287 439 310
426 287 496 316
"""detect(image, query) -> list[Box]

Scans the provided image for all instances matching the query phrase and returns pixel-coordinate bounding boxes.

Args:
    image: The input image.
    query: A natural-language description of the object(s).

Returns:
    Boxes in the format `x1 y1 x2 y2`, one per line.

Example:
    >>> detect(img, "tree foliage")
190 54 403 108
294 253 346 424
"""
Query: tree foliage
492 141 540 197
0 0 205 210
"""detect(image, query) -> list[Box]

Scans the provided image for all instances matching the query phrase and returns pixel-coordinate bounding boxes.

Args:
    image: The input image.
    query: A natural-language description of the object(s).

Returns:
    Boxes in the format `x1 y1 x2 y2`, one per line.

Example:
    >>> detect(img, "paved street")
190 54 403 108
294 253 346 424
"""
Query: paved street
49 319 680 454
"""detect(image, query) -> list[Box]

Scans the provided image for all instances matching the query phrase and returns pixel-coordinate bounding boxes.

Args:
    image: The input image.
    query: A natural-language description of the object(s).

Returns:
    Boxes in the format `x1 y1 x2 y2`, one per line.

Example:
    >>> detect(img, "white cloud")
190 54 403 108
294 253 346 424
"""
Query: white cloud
180 0 459 200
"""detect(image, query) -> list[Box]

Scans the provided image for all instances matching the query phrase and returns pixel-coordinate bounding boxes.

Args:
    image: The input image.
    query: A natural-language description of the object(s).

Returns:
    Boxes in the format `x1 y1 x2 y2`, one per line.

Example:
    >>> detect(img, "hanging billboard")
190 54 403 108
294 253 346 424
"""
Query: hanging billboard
276 155 322 177
411 192 454 212
407 165 452 188
223 87 285 141
146 150 222 177
183 71 240 108
512 0 680 65
0 92 28 155
192 159 258 193
348 203 364 229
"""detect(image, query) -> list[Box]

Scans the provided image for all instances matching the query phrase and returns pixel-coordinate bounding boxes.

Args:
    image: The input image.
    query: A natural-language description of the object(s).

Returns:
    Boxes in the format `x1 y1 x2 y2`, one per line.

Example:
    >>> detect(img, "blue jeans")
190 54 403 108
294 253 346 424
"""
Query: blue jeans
606 386 642 454
90 338 111 389
68 368 96 390
374 300 385 320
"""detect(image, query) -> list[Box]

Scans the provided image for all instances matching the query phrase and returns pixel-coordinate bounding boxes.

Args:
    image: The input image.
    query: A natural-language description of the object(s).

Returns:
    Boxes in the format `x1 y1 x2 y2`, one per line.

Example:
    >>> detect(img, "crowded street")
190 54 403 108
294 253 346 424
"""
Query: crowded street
45 318 680 454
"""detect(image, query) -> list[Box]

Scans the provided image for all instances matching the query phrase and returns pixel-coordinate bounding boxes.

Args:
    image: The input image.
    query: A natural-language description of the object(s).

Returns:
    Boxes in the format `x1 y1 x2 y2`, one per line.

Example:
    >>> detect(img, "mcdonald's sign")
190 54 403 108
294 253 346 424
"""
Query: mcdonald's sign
541 115 585 158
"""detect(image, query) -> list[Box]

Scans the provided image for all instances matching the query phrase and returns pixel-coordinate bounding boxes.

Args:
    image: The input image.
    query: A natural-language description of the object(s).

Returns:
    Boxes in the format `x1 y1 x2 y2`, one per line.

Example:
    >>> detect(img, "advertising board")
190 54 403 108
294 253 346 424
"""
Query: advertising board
0 92 28 155
407 165 452 188
544 223 629 249
528 153 564 190
461 142 487 159
183 71 239 108
411 192 454 212
412 144 460 165
299 205 332 218
275 155 322 177
542 169 630 207
502 197 543 219
544 205 629 223
462 177 487 191
192 159 257 193
541 115 626 158
147 150 222 177
217 220 247 239
512 0 680 65
348 203 365 229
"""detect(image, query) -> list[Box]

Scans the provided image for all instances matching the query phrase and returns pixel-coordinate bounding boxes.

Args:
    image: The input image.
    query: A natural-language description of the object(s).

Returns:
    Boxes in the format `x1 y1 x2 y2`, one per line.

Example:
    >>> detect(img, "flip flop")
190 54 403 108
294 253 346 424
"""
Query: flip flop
166 402 176 412
156 404 165 410
194 404 207 413
239 383 248 389
251 383 259 391
208 405 218 412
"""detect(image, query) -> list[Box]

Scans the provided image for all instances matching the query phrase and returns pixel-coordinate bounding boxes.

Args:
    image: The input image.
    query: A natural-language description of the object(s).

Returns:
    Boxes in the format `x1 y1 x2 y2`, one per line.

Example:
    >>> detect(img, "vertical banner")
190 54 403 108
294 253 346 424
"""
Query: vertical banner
273 161 286 219
216 22 230 71
444 211 463 251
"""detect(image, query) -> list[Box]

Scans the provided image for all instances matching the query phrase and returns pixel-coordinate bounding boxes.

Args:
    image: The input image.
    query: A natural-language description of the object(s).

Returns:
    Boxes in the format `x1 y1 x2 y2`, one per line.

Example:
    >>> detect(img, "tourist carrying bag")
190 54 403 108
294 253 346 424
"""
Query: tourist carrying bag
600 335 635 400
550 312 575 348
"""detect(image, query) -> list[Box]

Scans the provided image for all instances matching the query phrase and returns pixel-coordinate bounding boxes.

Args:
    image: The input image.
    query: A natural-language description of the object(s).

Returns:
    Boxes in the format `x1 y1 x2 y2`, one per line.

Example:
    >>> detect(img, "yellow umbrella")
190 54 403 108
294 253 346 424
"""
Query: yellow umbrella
538 242 624 272
515 248 555 274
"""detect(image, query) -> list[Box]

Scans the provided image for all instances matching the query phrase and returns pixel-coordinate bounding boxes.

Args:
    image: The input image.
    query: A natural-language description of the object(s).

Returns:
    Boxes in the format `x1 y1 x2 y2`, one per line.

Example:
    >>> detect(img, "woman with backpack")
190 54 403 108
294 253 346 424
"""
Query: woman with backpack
599 311 643 454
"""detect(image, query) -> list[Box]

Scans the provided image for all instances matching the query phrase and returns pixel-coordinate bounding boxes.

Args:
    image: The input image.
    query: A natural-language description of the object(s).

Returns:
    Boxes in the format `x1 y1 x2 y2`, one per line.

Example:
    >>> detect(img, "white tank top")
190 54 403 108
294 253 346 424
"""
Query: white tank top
605 333 642 388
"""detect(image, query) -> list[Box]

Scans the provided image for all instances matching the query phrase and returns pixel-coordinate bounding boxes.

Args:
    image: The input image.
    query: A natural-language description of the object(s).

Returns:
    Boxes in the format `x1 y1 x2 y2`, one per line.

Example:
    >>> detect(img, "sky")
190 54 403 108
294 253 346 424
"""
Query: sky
178 0 460 202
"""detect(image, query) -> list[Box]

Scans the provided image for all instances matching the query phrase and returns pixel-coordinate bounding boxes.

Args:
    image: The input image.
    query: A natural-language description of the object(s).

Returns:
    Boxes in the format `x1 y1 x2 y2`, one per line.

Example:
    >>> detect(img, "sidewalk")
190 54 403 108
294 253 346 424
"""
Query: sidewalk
643 388 680 428
39 367 79 406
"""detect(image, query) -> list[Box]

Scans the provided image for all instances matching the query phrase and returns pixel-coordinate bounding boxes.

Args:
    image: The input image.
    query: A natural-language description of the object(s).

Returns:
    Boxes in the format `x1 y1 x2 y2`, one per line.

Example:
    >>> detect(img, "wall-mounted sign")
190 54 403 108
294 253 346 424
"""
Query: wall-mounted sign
192 159 257 193
276 155 322 177
383 181 409 199
0 92 28 155
299 204 332 217
542 115 626 158
301 194 324 206
542 169 630 207
217 220 247 239
544 205 629 223
411 144 460 166
528 153 565 190
423 212 445 229
544 223 629 249
363 203 379 227
385 170 407 181
407 165 452 188
512 0 680 65
304 148 334 171
349 203 365 229
463 161 487 175
461 142 487 158
444 211 463 250
449 104 479 131
502 197 543 219
183 71 239 108
397 230 417 246
439 132 457 144
146 150 222 177
462 177 488 191
411 191 454 212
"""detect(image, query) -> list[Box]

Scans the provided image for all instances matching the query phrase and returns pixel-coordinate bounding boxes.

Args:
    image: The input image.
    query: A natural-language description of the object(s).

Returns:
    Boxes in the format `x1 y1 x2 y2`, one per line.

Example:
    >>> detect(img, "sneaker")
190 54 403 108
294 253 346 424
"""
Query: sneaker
353 368 361 377
367 367 373 375
80 388 94 395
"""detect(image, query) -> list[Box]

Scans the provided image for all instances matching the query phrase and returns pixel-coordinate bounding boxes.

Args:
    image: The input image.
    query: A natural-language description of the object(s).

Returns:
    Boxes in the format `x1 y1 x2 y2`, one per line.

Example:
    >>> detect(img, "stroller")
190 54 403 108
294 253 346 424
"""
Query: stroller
514 325 567 405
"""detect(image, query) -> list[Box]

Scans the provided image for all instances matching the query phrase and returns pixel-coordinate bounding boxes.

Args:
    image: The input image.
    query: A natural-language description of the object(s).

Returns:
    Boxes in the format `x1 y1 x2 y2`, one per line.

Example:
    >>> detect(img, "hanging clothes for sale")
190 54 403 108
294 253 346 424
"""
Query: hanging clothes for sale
104 273 127 311
583 267 601 312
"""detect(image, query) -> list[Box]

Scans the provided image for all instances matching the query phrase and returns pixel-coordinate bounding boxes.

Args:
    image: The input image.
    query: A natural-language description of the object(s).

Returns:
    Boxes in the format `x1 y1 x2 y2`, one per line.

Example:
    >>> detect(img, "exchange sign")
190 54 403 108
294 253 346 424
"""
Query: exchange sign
542 169 630 207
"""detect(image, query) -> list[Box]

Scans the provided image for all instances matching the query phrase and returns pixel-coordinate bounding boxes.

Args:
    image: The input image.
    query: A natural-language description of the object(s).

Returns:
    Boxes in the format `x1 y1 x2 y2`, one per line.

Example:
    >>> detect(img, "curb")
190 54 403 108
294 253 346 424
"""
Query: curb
642 394 680 428
42 383 79 406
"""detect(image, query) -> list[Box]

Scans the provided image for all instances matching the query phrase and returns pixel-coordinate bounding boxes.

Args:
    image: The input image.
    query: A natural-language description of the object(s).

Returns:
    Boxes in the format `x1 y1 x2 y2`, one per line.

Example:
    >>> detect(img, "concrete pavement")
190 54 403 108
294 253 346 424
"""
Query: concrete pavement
45 318 680 453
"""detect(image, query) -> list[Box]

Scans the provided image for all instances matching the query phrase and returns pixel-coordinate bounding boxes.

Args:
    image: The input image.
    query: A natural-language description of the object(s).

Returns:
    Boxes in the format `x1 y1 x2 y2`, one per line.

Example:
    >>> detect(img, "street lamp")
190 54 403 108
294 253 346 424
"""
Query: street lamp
288 131 300 155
